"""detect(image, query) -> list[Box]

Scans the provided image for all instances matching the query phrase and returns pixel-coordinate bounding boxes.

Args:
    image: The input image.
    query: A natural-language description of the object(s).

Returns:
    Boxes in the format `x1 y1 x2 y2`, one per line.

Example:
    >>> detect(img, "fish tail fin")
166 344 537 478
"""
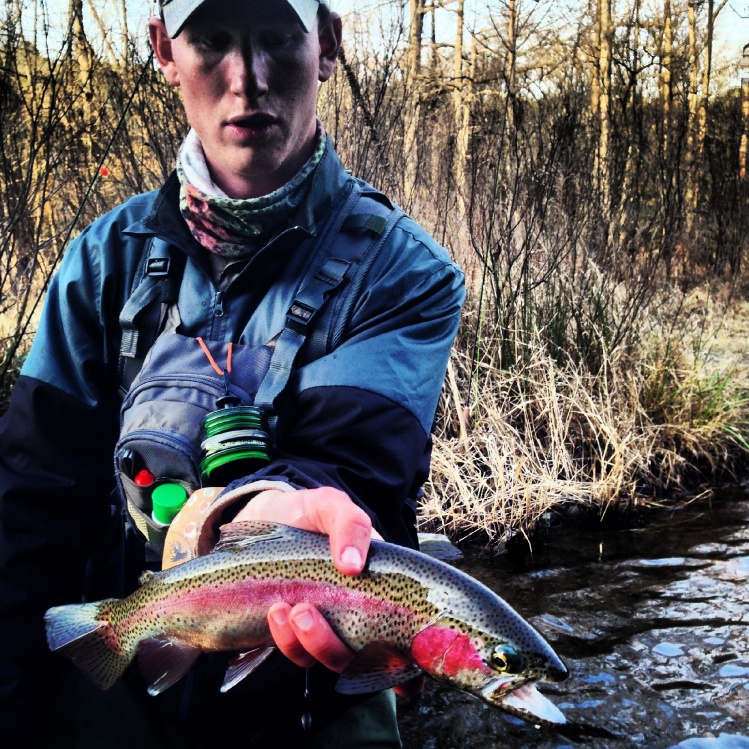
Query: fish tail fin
45 600 133 690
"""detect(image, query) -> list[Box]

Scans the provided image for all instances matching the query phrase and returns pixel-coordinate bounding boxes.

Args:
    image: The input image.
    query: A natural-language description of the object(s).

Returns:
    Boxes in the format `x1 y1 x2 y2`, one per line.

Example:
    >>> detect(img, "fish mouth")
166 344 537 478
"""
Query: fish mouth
482 680 567 726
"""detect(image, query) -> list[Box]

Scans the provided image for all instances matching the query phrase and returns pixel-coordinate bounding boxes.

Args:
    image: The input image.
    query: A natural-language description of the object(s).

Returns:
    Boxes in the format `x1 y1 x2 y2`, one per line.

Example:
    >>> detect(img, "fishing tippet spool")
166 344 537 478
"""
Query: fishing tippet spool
199 404 271 485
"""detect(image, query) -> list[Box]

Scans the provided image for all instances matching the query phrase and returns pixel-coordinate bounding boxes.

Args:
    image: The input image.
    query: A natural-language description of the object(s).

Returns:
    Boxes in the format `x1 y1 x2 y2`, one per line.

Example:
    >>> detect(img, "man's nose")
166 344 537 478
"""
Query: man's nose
229 44 269 98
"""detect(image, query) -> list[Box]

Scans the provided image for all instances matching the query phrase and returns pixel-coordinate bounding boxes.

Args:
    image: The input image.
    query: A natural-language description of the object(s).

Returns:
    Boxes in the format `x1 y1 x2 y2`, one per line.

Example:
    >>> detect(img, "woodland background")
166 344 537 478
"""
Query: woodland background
2 0 749 544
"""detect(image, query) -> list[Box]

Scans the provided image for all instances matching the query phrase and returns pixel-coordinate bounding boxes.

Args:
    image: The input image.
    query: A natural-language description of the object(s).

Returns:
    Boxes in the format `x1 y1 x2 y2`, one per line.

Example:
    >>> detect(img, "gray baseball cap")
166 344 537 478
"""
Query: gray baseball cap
159 0 330 38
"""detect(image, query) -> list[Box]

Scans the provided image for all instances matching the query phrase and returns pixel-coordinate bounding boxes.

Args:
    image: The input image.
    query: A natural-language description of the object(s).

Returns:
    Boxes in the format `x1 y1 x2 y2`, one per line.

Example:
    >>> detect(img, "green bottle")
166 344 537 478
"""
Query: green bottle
151 483 188 527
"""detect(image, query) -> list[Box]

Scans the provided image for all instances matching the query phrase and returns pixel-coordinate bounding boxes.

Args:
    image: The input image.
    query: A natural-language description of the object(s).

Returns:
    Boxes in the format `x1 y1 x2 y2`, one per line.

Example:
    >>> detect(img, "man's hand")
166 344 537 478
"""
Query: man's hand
232 486 424 697
232 486 374 672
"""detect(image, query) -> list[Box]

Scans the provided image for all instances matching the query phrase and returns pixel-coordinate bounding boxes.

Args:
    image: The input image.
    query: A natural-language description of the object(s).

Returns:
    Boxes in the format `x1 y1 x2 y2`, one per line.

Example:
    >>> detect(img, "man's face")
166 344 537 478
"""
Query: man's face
150 0 341 198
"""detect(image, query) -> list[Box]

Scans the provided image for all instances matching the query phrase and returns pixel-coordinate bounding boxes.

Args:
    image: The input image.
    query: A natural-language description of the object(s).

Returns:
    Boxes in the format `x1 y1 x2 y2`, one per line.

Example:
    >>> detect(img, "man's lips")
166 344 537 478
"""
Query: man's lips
225 113 279 129
224 113 280 143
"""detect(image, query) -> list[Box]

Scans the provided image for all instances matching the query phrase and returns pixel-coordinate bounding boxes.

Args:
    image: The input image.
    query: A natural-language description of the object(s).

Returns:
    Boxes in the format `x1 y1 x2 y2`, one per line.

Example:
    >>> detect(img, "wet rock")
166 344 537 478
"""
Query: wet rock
666 734 749 748
653 642 687 657
718 683 749 722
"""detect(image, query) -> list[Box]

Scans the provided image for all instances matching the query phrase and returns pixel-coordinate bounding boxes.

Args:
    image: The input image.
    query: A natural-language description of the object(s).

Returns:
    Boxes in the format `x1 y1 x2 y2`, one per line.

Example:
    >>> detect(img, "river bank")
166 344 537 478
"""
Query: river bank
398 489 749 748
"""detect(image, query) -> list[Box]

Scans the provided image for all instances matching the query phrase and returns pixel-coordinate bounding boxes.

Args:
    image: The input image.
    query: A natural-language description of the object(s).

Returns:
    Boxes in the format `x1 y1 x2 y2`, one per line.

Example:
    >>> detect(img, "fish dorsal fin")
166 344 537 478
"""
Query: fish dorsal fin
336 642 422 695
214 520 299 553
138 638 202 696
220 646 276 693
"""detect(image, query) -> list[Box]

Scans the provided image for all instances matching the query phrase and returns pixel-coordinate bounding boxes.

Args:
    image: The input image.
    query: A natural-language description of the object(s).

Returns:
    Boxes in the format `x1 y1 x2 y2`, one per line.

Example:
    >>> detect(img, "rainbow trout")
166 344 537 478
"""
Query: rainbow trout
45 521 568 725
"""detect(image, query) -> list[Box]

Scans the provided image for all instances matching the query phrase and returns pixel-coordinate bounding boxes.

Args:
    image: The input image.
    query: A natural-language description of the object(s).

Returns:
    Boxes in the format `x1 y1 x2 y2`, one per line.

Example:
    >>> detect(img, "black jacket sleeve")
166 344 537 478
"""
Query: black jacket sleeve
0 376 120 741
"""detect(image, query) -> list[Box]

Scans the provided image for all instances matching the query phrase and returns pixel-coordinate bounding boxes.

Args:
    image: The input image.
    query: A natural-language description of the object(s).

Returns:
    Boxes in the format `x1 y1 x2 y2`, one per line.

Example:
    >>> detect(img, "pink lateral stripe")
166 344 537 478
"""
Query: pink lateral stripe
122 577 414 631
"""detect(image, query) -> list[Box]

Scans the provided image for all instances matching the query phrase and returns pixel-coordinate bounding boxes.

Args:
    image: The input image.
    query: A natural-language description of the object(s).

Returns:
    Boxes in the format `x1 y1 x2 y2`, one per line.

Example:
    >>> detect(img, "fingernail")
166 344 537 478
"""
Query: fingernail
341 546 363 570
269 606 288 627
292 610 314 633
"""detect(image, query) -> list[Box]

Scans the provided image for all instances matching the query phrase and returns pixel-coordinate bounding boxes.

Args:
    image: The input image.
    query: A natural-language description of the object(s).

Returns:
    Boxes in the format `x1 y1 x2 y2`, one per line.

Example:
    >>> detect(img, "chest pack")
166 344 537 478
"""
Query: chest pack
114 183 404 551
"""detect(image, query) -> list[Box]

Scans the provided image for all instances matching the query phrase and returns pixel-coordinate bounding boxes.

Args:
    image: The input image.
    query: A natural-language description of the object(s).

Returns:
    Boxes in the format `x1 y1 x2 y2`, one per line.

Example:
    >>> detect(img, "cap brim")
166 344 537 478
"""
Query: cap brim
162 0 206 38
162 0 327 38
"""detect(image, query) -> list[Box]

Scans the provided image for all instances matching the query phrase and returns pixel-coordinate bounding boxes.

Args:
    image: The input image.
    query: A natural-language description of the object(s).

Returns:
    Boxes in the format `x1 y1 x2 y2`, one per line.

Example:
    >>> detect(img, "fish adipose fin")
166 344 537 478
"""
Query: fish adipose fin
138 638 202 696
336 642 422 694
45 600 131 690
220 646 276 693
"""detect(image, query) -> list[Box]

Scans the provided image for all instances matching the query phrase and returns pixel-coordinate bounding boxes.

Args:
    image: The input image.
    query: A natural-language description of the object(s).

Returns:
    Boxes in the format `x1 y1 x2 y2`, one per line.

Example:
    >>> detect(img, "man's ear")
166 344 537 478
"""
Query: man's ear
149 17 180 87
318 12 343 83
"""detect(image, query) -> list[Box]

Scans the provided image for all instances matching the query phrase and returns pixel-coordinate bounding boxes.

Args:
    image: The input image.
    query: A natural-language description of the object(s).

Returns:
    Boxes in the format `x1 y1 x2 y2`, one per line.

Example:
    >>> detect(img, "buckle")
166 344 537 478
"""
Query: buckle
146 257 171 277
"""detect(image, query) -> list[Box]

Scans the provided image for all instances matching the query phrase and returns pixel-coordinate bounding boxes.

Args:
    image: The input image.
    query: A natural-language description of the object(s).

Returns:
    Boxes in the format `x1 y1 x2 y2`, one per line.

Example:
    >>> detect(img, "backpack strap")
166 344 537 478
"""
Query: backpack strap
308 193 404 360
254 186 403 439
118 237 185 398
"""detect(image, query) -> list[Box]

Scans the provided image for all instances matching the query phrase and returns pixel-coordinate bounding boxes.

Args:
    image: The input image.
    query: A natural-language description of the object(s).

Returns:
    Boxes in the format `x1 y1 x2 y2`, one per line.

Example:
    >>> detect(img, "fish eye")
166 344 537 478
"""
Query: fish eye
491 645 524 674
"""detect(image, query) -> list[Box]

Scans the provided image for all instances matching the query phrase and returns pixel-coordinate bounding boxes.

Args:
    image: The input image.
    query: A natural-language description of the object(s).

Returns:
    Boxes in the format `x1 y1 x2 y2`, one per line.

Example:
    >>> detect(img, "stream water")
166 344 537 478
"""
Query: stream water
397 490 749 749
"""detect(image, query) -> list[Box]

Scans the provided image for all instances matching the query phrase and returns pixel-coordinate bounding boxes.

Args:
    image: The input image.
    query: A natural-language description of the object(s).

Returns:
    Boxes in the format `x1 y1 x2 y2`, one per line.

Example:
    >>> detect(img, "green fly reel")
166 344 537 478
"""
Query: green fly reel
199 404 271 486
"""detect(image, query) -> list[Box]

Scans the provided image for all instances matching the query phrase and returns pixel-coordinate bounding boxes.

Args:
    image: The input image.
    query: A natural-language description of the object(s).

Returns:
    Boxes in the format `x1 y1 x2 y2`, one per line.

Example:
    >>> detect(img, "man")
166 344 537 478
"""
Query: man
0 1 464 746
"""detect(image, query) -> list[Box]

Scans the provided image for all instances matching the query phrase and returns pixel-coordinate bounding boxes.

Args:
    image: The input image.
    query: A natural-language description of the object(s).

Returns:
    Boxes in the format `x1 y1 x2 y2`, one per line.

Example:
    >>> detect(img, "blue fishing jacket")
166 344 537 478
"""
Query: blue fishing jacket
0 138 464 742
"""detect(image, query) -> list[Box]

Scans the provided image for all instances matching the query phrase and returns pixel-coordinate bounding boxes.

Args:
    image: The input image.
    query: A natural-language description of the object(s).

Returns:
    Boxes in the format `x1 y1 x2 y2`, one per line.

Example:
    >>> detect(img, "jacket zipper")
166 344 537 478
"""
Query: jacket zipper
213 291 224 317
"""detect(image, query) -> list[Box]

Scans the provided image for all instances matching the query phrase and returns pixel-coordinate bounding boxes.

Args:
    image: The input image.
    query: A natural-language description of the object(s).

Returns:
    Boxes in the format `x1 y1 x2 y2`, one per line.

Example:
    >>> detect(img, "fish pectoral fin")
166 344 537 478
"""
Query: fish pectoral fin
336 642 422 695
220 646 276 693
138 638 202 696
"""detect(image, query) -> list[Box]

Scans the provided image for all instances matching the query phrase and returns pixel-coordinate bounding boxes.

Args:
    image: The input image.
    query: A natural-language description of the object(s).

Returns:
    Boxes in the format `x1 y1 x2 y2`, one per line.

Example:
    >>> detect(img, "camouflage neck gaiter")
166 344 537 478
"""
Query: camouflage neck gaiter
176 123 326 259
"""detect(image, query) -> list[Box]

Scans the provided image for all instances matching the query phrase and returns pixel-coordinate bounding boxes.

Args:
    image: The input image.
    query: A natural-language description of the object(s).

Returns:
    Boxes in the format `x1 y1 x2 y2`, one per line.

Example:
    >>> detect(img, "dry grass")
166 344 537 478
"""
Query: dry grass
420 279 749 547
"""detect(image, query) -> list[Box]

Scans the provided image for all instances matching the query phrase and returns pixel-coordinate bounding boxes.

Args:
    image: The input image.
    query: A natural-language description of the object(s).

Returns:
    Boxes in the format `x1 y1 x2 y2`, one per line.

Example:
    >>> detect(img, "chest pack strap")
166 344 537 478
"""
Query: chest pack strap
118 238 185 398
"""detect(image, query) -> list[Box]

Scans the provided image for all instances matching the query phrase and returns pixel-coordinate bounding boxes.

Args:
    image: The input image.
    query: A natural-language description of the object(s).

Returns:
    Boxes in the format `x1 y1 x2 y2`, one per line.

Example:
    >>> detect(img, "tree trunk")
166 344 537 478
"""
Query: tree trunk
404 0 426 207
506 0 517 97
596 0 612 217
660 0 672 159
690 0 727 220
685 0 700 228
617 0 643 247
453 0 470 218
89 3 120 68
740 77 749 182
505 0 517 137
408 0 425 81
68 0 94 159
121 0 129 62
590 0 600 123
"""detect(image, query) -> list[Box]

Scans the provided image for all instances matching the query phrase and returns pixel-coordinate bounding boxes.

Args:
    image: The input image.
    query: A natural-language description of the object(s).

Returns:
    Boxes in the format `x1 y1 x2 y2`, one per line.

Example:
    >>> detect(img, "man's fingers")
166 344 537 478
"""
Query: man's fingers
288 603 354 673
237 487 376 576
300 489 373 575
267 602 354 673
268 601 424 693
268 602 317 668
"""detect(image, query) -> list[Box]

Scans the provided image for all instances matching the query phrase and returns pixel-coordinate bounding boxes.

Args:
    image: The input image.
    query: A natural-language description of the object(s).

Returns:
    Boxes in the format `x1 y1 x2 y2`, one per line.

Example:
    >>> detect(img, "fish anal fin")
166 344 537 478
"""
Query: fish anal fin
138 638 202 696
220 646 276 693
336 641 422 695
